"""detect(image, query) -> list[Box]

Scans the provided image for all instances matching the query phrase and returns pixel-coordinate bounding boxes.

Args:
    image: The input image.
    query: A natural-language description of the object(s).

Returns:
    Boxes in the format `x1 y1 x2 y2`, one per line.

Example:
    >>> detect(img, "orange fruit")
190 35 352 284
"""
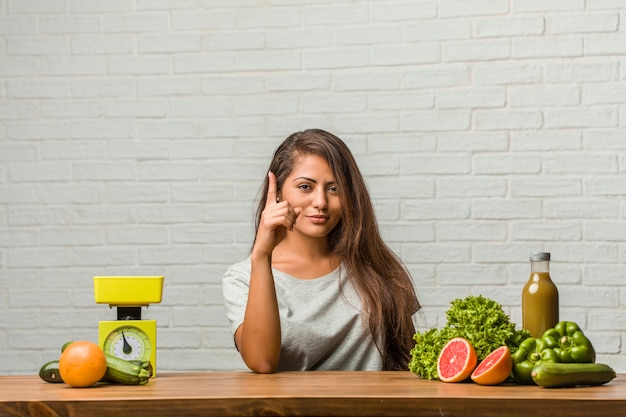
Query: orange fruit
471 345 513 385
58 340 107 387
437 337 478 383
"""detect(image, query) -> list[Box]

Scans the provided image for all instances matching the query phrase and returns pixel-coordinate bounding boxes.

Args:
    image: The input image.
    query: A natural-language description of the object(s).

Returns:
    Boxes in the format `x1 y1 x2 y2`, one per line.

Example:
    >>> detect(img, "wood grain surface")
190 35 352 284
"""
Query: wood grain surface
2 371 625 417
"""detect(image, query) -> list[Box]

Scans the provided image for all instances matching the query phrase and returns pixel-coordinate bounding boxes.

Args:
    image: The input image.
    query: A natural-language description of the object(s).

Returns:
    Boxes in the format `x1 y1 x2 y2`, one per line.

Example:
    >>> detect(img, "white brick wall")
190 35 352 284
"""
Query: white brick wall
1 1 625 375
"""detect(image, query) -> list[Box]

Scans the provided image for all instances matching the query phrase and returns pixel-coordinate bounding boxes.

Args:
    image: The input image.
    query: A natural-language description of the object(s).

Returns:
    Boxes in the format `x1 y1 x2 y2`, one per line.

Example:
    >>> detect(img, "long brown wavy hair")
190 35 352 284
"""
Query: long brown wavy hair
254 129 420 370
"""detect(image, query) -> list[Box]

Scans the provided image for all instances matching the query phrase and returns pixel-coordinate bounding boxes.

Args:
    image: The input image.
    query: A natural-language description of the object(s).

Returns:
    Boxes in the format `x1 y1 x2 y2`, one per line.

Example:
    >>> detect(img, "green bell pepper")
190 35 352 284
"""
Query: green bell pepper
512 337 560 385
541 321 596 363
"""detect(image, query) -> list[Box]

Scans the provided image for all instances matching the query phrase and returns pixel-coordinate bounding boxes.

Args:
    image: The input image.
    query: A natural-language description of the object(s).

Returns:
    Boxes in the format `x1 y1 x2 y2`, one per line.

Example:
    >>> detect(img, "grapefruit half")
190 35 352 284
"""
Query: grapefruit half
437 337 478 383
470 345 513 385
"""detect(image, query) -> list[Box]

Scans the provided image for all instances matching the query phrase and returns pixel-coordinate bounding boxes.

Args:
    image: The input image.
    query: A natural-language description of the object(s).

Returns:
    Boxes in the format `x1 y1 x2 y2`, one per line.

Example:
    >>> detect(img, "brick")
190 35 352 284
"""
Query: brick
40 101 101 118
511 221 582 241
139 34 201 54
305 47 369 69
171 10 237 31
102 13 169 33
72 35 133 55
403 155 471 174
547 12 619 34
440 0 509 17
8 207 71 226
8 79 70 99
473 199 542 219
544 199 619 219
585 33 626 55
371 2 436 21
42 56 106 76
513 0 585 12
544 154 618 174
8 36 69 55
474 16 544 37
404 200 471 220
203 31 266 51
443 39 510 62
0 16 38 34
9 162 71 182
8 0 67 13
106 226 169 245
40 16 101 33
41 141 103 160
473 154 541 174
109 55 171 75
511 131 582 151
70 0 131 13
102 99 168 118
509 85 580 107
546 59 618 83
302 5 368 26
511 178 582 197
372 43 440 66
0 101 38 120
72 246 137 266
437 177 507 197
545 106 617 128
140 77 199 96
401 110 471 132
0 57 39 77
474 62 542 85
301 93 366 113
335 27 401 46
174 54 235 74
238 7 301 29
474 109 542 130
41 184 101 203
72 78 134 98
105 184 169 203
8 248 72 268
436 87 505 109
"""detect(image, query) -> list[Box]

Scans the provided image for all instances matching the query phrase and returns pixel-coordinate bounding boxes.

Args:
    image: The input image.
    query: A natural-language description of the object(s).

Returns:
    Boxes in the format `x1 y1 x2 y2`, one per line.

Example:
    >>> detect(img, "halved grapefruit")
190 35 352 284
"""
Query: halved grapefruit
437 337 478 383
470 345 513 385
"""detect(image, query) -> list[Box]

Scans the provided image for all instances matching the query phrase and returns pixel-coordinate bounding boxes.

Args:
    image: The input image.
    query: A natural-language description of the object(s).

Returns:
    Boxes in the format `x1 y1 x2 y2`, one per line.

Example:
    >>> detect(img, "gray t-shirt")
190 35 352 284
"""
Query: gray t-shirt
222 257 383 371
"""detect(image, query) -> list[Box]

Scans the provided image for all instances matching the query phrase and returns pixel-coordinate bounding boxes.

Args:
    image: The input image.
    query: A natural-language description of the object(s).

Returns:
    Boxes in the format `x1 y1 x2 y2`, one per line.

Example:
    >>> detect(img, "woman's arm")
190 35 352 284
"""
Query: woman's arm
234 172 300 373
234 253 281 373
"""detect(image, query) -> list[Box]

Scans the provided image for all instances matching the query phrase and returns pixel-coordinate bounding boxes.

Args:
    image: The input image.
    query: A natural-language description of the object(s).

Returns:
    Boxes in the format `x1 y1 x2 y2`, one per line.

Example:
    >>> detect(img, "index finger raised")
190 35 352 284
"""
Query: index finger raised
266 171 278 206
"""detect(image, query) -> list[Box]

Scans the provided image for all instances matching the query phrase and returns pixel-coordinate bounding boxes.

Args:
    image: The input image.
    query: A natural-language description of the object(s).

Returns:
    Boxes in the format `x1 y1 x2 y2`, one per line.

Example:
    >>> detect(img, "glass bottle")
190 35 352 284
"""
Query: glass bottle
522 252 559 338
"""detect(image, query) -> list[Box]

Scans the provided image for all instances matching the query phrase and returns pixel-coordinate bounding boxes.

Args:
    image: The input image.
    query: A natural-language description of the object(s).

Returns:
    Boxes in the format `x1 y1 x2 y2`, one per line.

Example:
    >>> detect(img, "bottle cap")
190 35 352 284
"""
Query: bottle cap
530 252 550 261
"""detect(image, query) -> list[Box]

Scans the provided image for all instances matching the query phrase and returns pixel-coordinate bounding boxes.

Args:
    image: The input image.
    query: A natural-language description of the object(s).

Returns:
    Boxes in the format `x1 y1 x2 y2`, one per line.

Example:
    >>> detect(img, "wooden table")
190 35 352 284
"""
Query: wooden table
2 371 625 417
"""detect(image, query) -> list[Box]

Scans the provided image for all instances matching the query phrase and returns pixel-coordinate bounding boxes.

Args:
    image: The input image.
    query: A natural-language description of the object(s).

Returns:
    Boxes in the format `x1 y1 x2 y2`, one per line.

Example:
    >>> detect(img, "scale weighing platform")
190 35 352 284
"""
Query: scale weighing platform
93 276 163 376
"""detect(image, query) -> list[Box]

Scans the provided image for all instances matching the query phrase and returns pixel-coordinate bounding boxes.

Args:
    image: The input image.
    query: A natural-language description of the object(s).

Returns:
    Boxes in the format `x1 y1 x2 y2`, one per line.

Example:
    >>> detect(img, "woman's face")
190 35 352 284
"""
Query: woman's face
279 154 342 238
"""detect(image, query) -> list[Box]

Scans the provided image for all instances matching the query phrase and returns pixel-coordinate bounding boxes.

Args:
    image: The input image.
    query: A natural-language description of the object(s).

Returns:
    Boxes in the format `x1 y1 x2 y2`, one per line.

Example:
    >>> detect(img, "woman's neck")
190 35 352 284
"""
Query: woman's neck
271 234 339 279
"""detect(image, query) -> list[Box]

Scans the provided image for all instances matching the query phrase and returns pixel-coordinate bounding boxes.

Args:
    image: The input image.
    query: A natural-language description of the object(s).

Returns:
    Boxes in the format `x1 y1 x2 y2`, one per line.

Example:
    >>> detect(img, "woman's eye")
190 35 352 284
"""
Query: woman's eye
298 184 312 190
328 185 338 193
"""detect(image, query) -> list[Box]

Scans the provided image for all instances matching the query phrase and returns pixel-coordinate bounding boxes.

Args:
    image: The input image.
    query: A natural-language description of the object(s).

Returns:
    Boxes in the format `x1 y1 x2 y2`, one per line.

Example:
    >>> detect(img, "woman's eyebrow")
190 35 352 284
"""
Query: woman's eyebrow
293 176 336 186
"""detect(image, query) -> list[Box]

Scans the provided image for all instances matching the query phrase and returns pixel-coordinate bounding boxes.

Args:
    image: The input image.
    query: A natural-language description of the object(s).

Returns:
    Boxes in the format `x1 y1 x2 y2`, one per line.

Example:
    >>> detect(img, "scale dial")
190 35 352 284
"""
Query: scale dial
103 325 152 362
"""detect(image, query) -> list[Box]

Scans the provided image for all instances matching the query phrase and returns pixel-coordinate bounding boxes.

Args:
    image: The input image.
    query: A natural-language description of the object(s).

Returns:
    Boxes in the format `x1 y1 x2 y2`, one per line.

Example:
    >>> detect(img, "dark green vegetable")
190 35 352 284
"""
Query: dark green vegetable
541 321 596 363
408 295 531 380
39 360 64 383
512 337 559 385
531 362 615 388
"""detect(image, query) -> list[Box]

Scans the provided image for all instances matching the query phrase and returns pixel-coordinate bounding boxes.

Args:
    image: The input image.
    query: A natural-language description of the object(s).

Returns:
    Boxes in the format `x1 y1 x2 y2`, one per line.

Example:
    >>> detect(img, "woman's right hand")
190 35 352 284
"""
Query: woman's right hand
252 171 301 258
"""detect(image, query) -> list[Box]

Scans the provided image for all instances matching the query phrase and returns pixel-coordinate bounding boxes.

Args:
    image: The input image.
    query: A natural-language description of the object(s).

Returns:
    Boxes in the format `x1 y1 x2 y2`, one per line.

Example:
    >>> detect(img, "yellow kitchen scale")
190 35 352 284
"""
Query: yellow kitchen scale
94 276 163 376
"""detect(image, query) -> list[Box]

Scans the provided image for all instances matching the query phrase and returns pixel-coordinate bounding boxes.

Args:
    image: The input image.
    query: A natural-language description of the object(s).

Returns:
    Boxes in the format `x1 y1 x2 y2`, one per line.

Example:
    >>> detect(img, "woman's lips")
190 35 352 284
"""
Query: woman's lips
306 215 328 224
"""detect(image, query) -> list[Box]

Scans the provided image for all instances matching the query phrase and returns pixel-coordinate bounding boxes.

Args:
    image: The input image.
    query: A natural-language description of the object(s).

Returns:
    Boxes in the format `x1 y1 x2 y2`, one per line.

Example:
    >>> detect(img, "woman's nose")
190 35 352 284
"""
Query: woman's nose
312 189 328 209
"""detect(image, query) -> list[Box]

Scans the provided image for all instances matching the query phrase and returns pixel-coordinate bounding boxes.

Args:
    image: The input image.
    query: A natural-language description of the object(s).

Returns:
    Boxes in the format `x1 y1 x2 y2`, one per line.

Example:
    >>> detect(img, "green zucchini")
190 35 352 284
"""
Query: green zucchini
531 362 616 388
39 360 64 383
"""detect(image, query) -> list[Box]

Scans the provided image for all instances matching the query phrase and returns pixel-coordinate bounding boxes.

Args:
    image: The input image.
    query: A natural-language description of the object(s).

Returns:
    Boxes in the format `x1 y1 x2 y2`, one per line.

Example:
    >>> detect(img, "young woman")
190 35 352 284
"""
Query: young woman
222 129 420 373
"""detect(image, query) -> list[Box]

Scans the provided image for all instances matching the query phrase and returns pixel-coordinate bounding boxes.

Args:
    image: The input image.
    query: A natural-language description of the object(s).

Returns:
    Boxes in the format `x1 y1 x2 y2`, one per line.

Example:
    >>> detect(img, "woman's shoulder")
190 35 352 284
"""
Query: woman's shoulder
223 257 252 280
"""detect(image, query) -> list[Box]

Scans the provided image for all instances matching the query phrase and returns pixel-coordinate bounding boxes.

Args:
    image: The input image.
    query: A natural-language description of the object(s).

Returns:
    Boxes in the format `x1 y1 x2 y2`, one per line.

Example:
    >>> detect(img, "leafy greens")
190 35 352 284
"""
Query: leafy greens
408 295 530 380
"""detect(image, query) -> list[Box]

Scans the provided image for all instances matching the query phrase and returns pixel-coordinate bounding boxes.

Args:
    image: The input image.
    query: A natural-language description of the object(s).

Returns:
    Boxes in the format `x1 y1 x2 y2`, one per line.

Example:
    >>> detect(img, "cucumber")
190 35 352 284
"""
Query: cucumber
531 362 616 388
39 360 64 383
